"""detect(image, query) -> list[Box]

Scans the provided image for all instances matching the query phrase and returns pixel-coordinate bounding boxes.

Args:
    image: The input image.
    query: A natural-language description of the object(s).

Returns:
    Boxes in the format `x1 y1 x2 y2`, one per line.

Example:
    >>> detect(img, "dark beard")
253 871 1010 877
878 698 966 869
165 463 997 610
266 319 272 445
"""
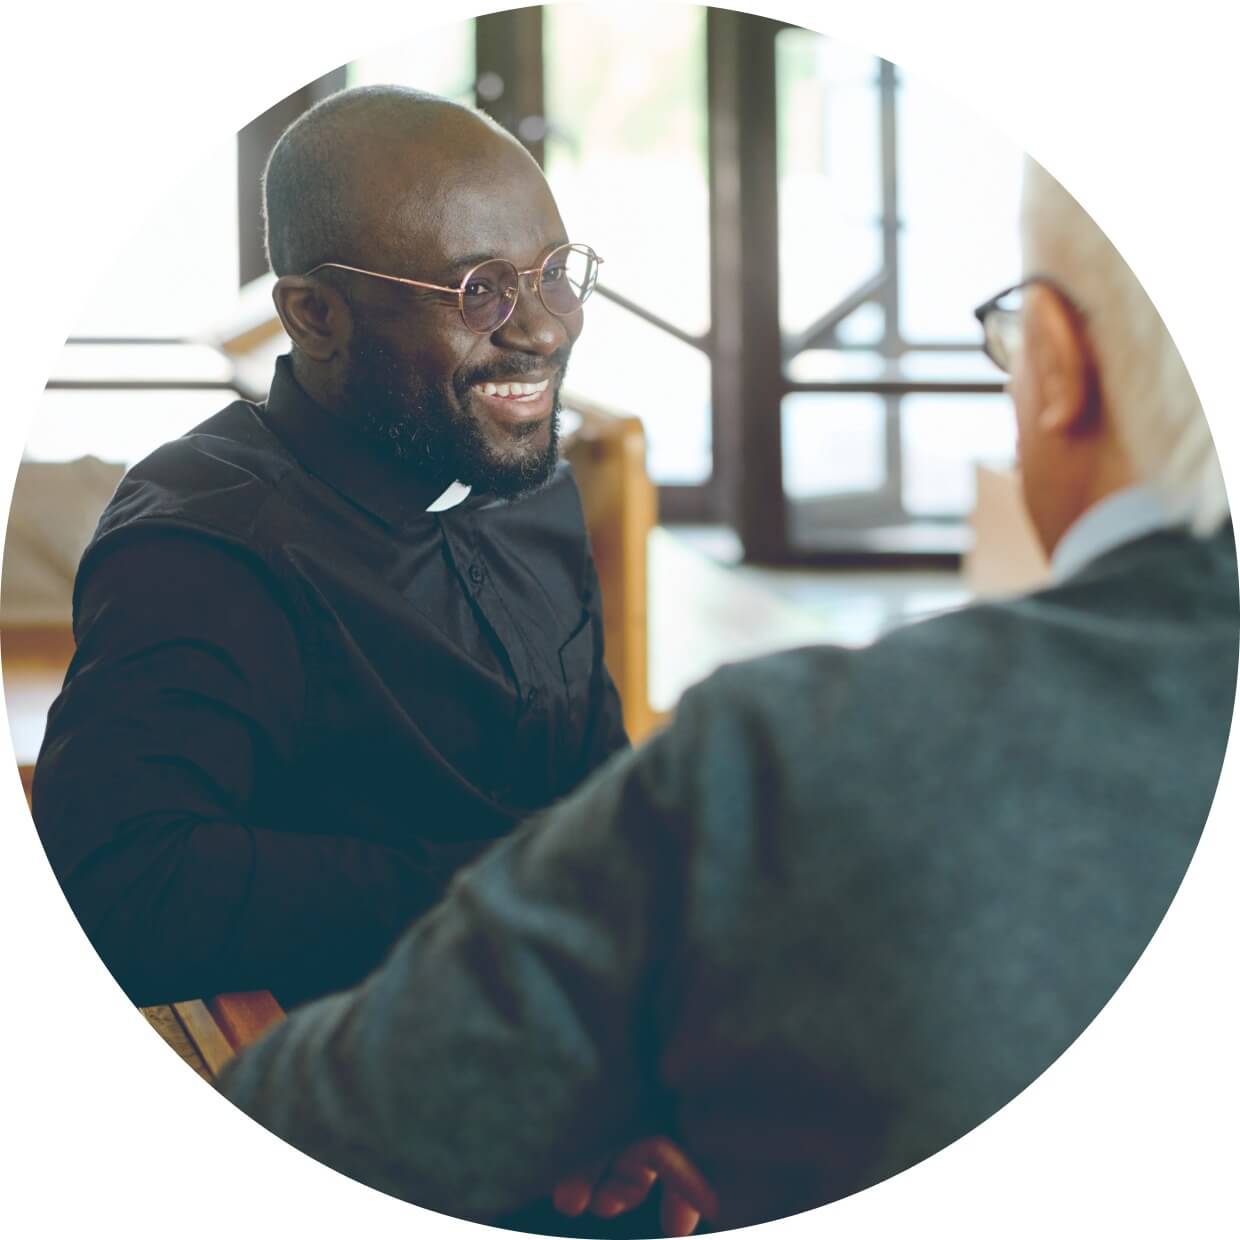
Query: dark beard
342 322 563 501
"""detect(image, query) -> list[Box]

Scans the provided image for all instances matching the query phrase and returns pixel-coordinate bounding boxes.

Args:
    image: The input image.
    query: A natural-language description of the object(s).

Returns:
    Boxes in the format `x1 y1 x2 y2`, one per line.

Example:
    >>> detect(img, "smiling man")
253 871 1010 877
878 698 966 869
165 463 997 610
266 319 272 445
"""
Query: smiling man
271 91 586 503
32 86 629 1011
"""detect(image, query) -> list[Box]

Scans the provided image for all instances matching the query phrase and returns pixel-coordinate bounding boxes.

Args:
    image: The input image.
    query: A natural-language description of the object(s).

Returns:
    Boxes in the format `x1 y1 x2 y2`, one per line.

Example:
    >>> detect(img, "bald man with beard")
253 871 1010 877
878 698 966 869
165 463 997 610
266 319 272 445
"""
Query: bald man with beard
33 87 629 1011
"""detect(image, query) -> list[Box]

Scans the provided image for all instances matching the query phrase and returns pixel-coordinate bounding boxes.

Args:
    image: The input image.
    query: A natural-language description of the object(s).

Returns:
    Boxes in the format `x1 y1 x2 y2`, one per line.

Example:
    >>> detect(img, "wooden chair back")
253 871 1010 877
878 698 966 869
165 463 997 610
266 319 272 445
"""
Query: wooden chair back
561 392 658 742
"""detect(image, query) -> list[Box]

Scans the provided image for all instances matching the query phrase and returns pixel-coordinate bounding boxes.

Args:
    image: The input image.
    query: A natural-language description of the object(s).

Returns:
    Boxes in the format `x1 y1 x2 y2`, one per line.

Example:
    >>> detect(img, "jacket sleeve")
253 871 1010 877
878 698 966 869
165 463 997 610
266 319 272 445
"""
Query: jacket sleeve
33 529 458 1008
217 711 699 1222
218 651 879 1229
217 655 875 1227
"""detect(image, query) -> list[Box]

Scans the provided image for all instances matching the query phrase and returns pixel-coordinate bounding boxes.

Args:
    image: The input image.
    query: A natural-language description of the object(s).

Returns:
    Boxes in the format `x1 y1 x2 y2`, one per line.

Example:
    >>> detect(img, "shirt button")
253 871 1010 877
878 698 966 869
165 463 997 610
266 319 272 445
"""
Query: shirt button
526 687 540 707
468 563 485 585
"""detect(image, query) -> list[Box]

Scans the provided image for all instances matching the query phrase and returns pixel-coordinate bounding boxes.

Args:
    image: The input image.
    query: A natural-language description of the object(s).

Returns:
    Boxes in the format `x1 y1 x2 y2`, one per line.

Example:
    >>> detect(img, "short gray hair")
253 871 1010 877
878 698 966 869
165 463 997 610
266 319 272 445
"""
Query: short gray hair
1021 158 1227 535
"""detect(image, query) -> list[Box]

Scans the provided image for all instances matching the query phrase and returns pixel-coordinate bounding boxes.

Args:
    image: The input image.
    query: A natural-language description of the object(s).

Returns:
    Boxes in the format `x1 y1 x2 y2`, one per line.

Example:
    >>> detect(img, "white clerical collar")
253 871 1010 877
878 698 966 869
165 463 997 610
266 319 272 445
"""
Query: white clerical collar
1050 485 1174 583
425 480 472 513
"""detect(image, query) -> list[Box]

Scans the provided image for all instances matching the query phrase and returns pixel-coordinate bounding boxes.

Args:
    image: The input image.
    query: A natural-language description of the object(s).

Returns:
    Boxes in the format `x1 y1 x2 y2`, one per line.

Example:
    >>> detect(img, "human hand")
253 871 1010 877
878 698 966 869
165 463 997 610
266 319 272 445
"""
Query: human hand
552 1135 718 1237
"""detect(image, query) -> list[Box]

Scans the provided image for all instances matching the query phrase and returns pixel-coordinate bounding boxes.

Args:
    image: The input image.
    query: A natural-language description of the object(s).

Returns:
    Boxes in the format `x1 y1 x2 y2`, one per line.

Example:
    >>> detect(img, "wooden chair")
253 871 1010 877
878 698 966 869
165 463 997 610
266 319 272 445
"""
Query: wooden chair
153 992 287 1081
2 625 75 803
561 391 661 742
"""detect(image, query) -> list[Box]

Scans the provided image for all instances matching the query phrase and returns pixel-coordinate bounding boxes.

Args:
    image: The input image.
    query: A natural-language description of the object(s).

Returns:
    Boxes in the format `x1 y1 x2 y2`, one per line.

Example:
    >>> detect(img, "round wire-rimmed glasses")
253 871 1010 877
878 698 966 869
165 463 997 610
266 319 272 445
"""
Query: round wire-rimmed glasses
304 242 603 334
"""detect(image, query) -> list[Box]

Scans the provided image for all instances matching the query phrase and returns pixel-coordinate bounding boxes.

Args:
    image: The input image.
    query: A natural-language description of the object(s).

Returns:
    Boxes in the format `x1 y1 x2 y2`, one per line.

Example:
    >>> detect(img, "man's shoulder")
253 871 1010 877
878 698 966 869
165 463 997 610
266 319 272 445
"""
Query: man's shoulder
126 398 292 500
673 529 1236 779
664 584 1106 784
93 399 292 548
689 597 1020 718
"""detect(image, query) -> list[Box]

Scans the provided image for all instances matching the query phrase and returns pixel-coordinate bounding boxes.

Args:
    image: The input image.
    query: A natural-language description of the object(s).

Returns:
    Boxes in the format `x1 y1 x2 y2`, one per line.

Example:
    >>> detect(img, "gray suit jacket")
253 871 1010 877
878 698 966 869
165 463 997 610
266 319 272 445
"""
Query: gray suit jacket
220 526 1238 1230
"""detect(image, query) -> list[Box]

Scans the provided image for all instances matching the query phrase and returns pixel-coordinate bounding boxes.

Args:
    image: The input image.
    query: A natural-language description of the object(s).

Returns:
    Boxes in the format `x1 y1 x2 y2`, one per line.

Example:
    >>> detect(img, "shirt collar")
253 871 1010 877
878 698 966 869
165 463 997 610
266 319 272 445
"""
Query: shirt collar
258 355 472 526
1050 485 1175 583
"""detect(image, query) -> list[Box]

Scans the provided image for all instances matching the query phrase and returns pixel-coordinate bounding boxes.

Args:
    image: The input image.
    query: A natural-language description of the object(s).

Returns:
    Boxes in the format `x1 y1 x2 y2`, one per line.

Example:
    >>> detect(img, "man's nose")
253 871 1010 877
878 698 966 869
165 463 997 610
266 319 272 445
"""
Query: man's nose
493 275 575 355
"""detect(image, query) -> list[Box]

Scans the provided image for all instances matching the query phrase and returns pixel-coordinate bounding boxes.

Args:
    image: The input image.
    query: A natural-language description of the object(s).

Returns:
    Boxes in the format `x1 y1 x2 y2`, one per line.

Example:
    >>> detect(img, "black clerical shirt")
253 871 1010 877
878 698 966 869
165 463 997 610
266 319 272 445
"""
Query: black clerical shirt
33 356 628 1009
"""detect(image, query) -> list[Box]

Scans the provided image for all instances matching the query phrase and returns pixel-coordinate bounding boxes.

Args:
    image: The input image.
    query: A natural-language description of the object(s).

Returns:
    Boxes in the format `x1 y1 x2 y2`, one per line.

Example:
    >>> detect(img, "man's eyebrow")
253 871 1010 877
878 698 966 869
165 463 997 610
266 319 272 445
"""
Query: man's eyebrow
444 252 498 275
443 240 573 277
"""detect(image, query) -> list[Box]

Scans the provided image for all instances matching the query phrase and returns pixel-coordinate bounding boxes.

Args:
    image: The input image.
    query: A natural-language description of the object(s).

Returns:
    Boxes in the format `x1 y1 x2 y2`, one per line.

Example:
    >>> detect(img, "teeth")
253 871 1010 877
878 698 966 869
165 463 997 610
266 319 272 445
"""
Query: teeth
478 379 549 398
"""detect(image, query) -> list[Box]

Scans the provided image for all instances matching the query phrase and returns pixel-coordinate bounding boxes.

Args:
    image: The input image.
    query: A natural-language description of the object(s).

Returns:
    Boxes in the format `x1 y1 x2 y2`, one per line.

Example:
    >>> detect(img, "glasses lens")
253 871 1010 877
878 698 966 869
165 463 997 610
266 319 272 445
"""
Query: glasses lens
461 260 518 332
540 245 597 316
983 307 1022 373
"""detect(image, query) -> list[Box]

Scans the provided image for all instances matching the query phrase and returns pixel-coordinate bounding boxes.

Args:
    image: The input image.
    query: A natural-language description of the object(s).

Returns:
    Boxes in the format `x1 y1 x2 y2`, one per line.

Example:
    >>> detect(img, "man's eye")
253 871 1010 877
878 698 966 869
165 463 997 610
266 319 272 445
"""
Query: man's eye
464 279 496 298
542 265 566 284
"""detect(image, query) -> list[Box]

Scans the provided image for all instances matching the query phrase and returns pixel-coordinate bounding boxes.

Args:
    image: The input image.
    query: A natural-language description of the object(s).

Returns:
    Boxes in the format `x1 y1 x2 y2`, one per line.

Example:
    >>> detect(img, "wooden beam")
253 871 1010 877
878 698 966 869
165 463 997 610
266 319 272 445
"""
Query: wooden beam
474 8 545 167
236 70 347 286
706 10 785 559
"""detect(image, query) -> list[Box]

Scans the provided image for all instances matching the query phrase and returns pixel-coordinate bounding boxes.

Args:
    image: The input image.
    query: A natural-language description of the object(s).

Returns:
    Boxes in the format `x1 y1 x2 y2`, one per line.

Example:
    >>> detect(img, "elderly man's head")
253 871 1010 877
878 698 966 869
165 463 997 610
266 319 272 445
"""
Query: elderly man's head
999 159 1225 551
264 86 586 498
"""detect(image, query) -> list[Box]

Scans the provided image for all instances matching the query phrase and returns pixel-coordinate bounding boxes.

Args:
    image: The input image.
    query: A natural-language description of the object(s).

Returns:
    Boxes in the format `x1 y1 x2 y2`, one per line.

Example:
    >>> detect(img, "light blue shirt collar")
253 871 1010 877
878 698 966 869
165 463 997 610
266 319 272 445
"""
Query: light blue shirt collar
1050 485 1174 583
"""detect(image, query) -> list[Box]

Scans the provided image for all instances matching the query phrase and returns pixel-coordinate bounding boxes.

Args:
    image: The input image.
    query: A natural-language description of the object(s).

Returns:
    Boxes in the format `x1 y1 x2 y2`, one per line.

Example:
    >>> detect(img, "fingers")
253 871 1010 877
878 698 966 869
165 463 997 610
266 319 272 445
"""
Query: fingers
554 1135 719 1232
552 1151 659 1218
553 1152 609 1217
552 1175 596 1217
591 1162 658 1217
624 1137 720 1221
660 1192 702 1238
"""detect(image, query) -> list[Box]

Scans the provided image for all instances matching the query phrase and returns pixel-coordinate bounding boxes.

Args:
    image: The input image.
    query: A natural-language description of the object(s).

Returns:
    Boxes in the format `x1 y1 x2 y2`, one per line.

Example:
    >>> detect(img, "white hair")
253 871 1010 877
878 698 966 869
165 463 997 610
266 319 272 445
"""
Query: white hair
1020 158 1228 535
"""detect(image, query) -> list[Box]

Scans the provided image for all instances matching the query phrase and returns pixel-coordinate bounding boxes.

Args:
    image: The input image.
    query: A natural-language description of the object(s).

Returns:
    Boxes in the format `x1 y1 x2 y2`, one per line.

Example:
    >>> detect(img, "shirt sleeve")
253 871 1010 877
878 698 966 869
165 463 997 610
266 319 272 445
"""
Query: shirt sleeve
33 528 460 1008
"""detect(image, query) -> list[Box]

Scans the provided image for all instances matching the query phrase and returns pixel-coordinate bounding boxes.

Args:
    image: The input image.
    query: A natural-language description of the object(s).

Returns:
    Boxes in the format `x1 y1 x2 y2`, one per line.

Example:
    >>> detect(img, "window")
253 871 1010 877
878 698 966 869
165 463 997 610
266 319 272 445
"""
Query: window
41 7 1030 563
543 3 712 486
36 143 242 468
347 20 475 100
773 25 1023 550
31 342 243 466
28 387 242 467
897 75 1024 345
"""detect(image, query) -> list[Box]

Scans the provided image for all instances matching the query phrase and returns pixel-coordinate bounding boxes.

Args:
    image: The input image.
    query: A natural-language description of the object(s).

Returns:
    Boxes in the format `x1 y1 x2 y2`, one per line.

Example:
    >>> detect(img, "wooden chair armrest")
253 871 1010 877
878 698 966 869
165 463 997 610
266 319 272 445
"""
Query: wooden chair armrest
166 989 286 1080
205 990 286 1052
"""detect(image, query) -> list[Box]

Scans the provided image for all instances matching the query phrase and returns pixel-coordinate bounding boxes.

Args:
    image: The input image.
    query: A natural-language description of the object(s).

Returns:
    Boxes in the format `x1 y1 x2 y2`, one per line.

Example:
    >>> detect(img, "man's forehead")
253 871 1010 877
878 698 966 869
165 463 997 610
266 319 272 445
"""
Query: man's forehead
362 151 567 272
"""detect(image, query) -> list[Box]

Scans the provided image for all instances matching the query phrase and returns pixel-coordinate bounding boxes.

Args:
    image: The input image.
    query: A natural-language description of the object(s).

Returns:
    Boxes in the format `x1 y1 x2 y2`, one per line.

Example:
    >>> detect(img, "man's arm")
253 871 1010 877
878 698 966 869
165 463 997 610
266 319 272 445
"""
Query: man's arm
218 649 872 1229
218 718 692 1222
33 531 462 1007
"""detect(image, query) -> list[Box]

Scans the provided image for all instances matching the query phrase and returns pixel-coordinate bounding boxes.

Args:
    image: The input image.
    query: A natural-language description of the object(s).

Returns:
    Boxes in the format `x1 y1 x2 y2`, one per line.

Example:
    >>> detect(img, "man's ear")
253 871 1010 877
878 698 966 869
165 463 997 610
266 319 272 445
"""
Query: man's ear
1025 285 1098 438
272 276 348 364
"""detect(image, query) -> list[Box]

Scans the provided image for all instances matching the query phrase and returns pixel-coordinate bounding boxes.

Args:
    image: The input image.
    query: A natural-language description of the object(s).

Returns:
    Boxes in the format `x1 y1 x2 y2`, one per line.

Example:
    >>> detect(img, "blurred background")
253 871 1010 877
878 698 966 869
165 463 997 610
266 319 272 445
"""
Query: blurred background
6 2 1047 742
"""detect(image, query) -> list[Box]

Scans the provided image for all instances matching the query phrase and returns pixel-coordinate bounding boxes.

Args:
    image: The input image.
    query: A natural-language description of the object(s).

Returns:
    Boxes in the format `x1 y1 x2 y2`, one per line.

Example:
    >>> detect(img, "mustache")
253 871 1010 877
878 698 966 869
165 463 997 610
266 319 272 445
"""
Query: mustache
457 349 572 391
